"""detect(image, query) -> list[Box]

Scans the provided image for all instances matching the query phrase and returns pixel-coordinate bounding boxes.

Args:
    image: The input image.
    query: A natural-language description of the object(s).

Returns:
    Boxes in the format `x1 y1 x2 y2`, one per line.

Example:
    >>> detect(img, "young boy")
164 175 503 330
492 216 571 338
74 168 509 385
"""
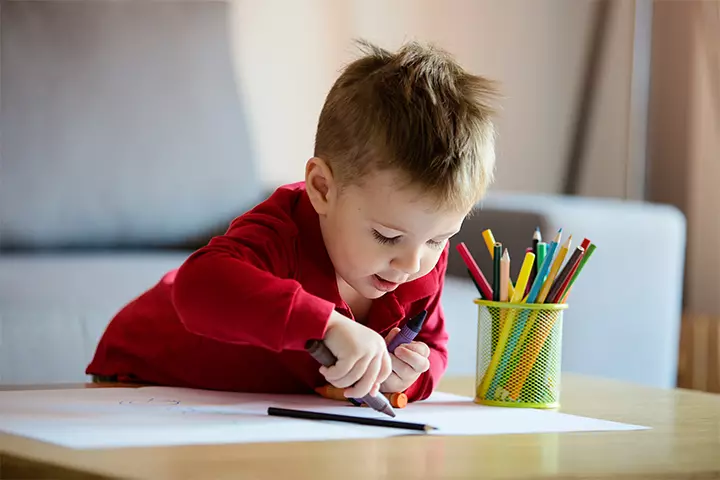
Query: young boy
86 40 498 402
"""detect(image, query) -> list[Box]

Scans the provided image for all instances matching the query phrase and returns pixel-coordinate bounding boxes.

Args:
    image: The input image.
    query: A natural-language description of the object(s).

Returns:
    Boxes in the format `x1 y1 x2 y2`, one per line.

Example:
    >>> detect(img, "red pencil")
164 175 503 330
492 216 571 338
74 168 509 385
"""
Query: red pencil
456 243 493 299
548 246 585 303
580 238 591 251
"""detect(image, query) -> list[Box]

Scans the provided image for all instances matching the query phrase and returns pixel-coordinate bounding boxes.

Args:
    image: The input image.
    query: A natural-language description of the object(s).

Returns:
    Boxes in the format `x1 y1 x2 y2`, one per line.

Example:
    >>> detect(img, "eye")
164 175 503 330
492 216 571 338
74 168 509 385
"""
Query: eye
427 239 446 249
372 229 400 245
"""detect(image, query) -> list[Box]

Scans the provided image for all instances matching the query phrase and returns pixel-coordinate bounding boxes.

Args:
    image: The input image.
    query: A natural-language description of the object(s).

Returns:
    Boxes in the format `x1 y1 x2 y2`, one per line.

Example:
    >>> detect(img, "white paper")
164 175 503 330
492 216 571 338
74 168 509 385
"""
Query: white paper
0 387 647 449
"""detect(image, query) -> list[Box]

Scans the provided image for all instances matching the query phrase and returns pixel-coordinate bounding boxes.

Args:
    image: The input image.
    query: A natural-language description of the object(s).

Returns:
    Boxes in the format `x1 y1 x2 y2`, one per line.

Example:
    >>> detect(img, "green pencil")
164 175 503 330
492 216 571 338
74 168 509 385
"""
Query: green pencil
560 243 596 302
535 242 548 290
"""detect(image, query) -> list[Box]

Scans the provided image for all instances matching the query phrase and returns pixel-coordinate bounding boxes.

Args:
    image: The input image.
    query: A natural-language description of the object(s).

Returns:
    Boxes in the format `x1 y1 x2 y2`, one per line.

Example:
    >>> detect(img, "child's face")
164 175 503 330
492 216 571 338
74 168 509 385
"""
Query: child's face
310 165 468 300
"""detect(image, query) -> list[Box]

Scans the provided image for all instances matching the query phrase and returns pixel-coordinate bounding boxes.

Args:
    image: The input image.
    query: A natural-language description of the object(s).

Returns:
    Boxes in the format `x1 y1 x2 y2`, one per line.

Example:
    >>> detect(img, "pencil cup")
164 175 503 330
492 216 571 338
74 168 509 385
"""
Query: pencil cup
473 299 568 409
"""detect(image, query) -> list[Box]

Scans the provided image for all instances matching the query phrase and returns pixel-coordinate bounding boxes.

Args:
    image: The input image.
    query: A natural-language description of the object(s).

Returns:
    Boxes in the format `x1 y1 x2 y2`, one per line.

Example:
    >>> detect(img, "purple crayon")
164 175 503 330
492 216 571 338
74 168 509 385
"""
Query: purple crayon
387 310 427 353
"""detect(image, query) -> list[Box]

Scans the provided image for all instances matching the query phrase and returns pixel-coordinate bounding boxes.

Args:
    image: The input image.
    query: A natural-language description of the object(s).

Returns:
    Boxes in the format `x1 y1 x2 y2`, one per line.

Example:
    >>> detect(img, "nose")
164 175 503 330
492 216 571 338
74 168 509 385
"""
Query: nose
391 246 422 275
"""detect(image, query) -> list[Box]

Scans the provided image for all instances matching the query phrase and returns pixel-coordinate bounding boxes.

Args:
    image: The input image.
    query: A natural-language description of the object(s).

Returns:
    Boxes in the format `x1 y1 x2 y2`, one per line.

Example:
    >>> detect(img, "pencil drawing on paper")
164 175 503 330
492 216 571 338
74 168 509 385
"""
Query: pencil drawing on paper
118 398 181 406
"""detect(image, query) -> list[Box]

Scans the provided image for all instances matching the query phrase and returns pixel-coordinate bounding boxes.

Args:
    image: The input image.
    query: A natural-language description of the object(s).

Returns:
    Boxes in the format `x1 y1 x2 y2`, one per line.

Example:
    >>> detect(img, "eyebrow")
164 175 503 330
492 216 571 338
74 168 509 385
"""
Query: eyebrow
375 222 460 239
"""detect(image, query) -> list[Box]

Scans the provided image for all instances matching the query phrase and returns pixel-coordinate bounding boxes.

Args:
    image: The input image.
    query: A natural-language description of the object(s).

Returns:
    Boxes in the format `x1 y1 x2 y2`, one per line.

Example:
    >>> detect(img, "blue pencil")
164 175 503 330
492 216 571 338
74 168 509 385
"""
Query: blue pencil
526 228 562 304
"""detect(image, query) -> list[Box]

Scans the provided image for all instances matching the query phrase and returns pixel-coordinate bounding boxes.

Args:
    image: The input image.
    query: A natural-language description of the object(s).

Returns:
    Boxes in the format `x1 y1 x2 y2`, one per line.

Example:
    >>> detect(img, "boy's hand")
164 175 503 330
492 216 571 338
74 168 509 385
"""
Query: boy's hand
380 328 431 393
321 310 392 399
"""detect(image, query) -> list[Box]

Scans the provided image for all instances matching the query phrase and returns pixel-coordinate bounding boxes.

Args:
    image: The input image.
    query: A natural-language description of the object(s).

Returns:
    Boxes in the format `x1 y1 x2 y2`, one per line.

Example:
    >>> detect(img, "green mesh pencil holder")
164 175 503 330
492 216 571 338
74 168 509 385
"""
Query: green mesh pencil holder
474 299 568 409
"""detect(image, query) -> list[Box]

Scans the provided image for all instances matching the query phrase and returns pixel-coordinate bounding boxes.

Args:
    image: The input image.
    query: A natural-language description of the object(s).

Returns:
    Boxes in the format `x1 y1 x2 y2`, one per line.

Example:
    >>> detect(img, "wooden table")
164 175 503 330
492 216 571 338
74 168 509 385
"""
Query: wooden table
1 374 719 479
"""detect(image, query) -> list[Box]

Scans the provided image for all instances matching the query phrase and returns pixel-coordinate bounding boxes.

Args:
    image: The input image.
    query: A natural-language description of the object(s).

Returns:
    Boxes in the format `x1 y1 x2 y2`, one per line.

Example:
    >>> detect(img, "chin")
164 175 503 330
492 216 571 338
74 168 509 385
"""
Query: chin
349 281 387 300
364 288 387 299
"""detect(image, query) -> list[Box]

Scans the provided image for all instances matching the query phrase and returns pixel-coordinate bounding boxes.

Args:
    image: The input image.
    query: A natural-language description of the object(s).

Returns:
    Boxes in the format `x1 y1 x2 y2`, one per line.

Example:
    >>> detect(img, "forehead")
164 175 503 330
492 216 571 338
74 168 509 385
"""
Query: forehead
340 170 468 233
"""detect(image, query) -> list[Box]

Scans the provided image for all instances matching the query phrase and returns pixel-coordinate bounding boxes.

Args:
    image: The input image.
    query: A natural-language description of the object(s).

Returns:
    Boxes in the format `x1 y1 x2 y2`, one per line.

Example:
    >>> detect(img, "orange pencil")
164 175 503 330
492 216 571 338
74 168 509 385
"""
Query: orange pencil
506 309 562 400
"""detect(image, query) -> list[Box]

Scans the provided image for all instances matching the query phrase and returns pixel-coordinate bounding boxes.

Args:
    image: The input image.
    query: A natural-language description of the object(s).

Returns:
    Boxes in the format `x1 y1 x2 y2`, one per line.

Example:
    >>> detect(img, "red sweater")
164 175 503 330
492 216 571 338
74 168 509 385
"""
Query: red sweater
87 182 450 401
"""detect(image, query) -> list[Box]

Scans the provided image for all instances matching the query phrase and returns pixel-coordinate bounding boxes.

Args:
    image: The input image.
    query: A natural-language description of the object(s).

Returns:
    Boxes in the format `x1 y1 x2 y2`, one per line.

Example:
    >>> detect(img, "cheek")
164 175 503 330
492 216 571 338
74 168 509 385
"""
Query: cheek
336 227 382 271
417 249 444 276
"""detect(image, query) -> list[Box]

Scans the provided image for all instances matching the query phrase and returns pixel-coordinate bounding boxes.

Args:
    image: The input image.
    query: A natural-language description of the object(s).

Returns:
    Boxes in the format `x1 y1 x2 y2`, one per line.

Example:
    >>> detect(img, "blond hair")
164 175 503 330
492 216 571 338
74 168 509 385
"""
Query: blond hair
314 39 499 211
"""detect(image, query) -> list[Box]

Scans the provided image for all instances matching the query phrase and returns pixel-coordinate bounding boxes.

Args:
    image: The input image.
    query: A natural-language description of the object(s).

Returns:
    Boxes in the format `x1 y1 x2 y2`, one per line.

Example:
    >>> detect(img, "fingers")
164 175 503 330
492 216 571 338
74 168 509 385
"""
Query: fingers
378 350 393 384
319 357 354 381
379 372 403 393
384 327 401 345
344 353 382 398
394 346 431 374
323 354 372 388
390 353 418 380
404 341 430 357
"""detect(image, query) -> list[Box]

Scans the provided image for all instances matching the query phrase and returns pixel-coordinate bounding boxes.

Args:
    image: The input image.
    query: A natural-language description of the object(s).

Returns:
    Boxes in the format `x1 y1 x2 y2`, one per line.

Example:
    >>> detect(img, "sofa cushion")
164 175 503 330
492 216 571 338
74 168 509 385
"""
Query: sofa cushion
0 0 259 249
0 252 190 384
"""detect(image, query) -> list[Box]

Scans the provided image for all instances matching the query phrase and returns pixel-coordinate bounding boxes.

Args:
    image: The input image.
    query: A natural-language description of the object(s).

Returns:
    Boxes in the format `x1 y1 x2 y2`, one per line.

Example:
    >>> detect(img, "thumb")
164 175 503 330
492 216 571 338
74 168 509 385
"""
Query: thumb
385 327 401 345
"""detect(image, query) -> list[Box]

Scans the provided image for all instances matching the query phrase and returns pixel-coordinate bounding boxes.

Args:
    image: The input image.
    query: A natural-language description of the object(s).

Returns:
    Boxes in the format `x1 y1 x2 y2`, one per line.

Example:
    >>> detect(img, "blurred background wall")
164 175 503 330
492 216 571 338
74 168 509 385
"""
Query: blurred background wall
229 0 639 198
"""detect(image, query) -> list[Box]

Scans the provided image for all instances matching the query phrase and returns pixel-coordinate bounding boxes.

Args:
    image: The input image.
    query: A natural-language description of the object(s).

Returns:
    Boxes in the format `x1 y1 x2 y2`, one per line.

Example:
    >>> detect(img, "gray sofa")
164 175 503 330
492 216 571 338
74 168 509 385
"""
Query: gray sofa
0 0 686 390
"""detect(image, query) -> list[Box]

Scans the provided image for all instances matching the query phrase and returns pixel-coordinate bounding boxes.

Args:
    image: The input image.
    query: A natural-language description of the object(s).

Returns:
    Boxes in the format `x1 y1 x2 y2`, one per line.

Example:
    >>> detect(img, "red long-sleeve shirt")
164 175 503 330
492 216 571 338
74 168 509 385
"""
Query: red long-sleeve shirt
87 182 449 401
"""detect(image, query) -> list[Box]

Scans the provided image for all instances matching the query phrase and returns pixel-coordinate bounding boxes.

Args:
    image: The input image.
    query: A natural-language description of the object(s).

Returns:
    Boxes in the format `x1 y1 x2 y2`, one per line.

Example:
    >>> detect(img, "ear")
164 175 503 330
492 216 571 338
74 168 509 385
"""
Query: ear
305 157 337 216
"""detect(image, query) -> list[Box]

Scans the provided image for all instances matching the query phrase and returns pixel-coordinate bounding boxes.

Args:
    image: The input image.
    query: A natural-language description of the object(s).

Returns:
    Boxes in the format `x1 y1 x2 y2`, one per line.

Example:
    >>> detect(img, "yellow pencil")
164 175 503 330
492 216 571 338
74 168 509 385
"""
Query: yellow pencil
511 251 535 303
536 235 572 304
483 229 515 299
482 229 496 257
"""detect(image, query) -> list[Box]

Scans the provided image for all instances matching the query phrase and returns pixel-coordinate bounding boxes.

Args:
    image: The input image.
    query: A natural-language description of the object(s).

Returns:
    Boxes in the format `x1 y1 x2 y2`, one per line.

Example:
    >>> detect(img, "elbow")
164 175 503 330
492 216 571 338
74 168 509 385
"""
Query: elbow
170 253 210 334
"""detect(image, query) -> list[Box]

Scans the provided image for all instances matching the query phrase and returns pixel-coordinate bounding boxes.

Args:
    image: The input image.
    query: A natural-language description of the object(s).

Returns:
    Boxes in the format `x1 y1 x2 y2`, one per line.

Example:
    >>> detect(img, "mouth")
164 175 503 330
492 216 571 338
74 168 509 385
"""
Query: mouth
372 274 402 292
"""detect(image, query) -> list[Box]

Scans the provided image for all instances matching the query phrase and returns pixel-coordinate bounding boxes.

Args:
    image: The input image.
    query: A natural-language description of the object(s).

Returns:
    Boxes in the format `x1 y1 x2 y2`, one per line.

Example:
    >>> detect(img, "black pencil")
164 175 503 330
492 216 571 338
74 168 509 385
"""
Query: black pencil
267 407 436 432
529 226 541 289
492 242 502 301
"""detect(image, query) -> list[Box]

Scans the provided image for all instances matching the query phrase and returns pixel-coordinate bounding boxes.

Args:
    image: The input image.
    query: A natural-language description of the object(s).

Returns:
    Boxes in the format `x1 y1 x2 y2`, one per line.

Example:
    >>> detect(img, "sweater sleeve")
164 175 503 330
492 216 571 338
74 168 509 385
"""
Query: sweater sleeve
171 204 335 352
403 247 450 402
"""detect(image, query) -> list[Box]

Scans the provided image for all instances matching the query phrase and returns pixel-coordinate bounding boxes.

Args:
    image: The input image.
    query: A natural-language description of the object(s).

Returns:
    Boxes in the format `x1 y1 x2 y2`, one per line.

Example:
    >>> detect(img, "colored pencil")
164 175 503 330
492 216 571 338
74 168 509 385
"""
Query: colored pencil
537 235 572 303
547 245 585 304
499 249 510 303
526 229 562 304
510 252 535 304
560 243 596 303
267 407 436 432
529 227 541 289
482 229 516 299
492 243 502 301
482 229 496 258
456 243 493 299
532 242 548 295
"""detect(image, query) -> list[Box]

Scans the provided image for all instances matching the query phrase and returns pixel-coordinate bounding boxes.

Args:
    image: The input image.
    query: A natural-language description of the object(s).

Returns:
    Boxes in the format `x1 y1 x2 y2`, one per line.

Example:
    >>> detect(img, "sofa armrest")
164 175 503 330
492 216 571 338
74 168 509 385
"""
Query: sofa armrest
447 193 686 389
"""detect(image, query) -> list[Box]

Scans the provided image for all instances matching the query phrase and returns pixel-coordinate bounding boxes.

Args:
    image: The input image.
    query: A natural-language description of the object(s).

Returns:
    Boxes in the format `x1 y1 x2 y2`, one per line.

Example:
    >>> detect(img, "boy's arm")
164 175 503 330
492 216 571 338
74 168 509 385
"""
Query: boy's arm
403 247 450 402
171 207 335 352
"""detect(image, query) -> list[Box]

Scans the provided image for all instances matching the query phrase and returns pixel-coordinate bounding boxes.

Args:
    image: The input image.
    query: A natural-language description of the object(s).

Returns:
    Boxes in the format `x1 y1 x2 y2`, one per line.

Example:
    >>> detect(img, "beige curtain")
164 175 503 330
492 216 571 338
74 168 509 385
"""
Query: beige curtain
649 0 720 392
